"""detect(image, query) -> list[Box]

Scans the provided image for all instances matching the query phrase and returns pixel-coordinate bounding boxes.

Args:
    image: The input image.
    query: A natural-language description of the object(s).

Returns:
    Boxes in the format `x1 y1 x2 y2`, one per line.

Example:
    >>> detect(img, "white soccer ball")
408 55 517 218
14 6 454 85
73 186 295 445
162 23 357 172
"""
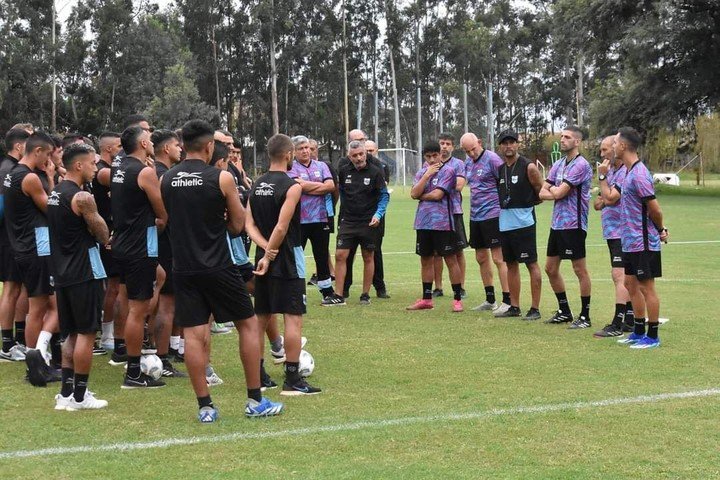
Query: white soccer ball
141 354 163 380
299 349 315 377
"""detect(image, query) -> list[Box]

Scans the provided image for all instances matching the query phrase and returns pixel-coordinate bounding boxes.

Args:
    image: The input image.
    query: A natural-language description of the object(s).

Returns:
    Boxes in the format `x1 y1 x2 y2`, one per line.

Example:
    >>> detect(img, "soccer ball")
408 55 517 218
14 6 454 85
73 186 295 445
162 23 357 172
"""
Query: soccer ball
299 349 314 377
141 354 163 380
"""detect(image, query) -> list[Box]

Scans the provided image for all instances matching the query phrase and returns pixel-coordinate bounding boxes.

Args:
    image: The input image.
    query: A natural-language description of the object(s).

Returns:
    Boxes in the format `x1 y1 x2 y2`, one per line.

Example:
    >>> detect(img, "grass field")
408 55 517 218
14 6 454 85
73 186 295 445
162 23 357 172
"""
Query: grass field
1 190 719 479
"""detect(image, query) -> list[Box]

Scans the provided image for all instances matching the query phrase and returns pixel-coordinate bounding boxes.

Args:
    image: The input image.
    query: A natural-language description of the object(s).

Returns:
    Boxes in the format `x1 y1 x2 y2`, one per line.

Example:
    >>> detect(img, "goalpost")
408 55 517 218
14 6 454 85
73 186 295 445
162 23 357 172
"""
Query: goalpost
377 148 421 186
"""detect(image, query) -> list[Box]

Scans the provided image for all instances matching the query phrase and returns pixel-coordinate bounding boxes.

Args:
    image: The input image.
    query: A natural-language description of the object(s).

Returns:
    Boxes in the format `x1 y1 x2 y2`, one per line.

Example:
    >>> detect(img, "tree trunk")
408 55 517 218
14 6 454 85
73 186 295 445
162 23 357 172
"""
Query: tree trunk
389 45 401 150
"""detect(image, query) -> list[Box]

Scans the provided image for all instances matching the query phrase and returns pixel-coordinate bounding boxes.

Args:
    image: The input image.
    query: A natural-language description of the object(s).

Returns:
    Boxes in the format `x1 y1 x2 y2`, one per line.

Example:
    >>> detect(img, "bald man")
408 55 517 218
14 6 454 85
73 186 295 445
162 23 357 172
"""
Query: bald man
461 133 511 315
592 136 633 337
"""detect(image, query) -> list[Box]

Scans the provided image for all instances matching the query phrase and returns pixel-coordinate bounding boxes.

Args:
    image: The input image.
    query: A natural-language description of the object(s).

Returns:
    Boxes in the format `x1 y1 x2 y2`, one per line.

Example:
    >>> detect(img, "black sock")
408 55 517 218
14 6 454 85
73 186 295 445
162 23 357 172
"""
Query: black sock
197 395 214 408
555 292 571 314
285 361 300 384
14 321 25 345
580 296 591 318
611 303 625 327
50 333 62 364
61 368 74 397
647 322 659 339
502 292 511 305
73 373 89 403
422 282 433 300
1 329 14 352
320 287 333 297
247 388 262 403
485 286 495 304
451 283 462 301
624 302 634 325
634 317 646 336
127 356 141 378
114 338 127 355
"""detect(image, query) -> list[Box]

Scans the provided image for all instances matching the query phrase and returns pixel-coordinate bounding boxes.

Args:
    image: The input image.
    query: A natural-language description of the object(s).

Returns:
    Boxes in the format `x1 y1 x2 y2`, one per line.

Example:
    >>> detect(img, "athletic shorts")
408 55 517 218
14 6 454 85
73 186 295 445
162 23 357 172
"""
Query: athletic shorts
416 229 461 257
327 216 335 234
100 245 119 278
116 257 158 301
500 224 538 264
469 218 502 249
546 228 587 260
174 266 255 327
238 262 254 283
0 245 21 282
607 239 624 268
453 214 468 249
17 256 54 297
158 254 173 295
623 250 662 281
253 276 306 315
336 222 378 251
56 280 104 337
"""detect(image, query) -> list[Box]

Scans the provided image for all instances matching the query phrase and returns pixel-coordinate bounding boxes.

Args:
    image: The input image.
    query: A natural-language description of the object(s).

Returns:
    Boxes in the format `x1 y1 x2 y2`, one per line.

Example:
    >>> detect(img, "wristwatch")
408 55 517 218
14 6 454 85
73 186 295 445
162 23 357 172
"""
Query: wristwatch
598 174 606 181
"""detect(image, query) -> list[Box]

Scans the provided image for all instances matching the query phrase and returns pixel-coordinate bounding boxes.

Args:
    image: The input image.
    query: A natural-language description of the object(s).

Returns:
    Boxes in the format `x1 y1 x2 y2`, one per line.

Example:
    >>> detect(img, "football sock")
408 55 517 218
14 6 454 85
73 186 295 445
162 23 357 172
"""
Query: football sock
101 321 113 339
169 335 180 351
611 303 625 327
485 286 495 304
502 291 511 305
198 395 214 409
36 330 52 362
285 361 300 383
580 296 591 318
61 368 74 397
1 329 14 352
422 282 433 300
73 373 89 403
114 338 127 355
634 317 646 336
555 291 571 314
647 322 659 339
127 356 141 378
270 337 283 352
451 283 462 301
247 388 262 403
50 333 62 364
14 321 25 345
625 302 634 324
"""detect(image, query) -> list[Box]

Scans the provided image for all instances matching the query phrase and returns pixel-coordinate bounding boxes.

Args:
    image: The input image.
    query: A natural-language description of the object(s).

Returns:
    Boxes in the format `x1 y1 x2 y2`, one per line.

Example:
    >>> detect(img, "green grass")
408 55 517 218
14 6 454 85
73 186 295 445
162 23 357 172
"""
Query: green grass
1 192 719 478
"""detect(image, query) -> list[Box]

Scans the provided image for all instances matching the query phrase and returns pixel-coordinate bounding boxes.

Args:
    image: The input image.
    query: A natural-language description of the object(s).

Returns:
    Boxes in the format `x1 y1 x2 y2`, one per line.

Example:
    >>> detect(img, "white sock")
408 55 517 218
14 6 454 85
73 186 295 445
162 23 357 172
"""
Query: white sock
178 338 185 355
170 335 180 350
36 330 53 364
101 321 114 339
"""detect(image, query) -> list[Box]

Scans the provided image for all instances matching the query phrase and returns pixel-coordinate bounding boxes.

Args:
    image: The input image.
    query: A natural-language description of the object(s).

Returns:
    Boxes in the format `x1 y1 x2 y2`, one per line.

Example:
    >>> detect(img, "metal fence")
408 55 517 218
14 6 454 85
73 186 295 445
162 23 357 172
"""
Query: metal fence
378 148 422 186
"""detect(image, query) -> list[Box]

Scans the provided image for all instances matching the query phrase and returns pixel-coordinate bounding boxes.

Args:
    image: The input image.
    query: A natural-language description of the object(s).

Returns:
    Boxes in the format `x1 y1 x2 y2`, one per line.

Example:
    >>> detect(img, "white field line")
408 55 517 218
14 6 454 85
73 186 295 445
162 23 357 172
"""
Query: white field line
388 278 718 286
305 239 720 258
1 388 719 460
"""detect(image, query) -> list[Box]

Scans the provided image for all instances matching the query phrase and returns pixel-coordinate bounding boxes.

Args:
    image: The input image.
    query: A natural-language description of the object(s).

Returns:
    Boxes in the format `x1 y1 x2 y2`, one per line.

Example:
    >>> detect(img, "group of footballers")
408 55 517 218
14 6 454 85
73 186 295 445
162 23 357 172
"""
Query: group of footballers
406 126 668 350
0 115 667 424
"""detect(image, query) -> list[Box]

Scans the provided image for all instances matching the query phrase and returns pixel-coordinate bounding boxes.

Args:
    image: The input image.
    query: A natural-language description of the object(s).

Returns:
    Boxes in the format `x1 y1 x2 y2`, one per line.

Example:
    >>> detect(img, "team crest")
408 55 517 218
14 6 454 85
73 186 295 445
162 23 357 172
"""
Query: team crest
364 178 370 185
511 175 518 184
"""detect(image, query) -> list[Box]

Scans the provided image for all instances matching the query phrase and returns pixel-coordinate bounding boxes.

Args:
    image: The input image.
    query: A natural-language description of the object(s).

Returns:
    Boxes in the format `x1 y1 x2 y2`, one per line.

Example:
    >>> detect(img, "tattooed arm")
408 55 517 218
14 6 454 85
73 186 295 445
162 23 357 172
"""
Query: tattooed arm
72 191 110 245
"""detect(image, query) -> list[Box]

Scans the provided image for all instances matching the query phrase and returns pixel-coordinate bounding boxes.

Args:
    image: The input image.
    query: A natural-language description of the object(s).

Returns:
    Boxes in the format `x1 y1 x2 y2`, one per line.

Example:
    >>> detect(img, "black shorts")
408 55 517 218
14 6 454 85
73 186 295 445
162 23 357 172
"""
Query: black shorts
327 215 336 234
57 280 104 337
0 245 21 282
500 225 538 264
158 254 173 295
546 228 587 260
453 214 468 249
416 229 461 257
607 239 624 268
100 245 119 278
336 222 378 251
116 257 158 301
253 276 306 315
17 256 54 297
469 218 502 249
174 266 255 327
623 250 662 280
238 262 254 283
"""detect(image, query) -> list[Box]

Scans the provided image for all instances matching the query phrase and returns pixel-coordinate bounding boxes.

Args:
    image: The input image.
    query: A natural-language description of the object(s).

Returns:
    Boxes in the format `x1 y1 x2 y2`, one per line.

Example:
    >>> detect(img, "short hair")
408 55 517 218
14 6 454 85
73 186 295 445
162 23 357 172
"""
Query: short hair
124 114 149 129
233 138 243 149
11 123 34 132
308 138 318 147
151 130 179 154
62 132 86 148
617 127 642 152
120 126 146 154
291 135 309 147
50 134 64 149
25 131 55 155
99 131 121 141
182 120 215 152
4 128 31 152
62 143 95 169
438 132 455 143
267 134 294 159
347 140 365 151
564 125 584 140
422 140 441 155
210 141 229 166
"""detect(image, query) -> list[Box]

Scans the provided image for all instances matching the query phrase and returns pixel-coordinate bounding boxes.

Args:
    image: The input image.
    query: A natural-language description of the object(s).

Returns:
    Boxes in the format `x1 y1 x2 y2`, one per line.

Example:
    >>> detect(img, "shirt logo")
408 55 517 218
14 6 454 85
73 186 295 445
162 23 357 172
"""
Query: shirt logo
511 175 518 184
47 191 61 206
565 249 573 255
364 178 371 185
3 174 10 188
477 169 483 176
520 252 529 258
171 171 203 187
112 170 125 184
300 173 309 180
254 182 275 196
499 178 505 184
314 171 321 178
